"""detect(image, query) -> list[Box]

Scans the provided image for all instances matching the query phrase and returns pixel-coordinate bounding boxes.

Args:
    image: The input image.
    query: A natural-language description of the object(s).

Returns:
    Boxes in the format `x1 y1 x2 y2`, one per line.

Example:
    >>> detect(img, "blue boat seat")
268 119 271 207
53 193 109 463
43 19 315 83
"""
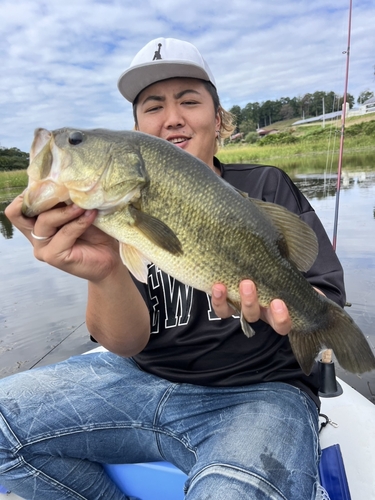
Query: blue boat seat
103 445 351 500
103 461 187 500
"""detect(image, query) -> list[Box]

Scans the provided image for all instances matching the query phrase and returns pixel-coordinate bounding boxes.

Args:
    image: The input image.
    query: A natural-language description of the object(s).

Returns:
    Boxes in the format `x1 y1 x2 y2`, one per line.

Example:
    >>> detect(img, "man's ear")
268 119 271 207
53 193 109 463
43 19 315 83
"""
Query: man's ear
215 109 221 132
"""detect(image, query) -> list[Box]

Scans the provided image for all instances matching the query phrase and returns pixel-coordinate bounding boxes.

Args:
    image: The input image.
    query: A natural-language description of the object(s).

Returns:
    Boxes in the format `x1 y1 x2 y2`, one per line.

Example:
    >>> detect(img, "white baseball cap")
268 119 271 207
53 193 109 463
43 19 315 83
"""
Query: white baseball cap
118 37 216 103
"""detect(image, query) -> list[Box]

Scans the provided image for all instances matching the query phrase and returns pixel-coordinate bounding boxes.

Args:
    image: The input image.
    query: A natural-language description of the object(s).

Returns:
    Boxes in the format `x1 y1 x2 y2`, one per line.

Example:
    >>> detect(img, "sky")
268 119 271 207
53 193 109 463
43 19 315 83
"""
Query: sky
1 0 374 152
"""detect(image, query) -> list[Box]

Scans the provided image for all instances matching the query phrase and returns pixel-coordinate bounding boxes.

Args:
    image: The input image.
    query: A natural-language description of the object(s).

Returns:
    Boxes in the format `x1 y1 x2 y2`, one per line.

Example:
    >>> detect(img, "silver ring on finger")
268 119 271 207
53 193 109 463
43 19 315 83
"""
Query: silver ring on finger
31 231 53 241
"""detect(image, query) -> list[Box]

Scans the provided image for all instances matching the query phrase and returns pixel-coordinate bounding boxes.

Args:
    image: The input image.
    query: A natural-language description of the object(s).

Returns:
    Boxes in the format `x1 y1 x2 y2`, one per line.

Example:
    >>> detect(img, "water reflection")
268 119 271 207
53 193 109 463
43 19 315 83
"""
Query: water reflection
293 171 375 209
0 202 14 239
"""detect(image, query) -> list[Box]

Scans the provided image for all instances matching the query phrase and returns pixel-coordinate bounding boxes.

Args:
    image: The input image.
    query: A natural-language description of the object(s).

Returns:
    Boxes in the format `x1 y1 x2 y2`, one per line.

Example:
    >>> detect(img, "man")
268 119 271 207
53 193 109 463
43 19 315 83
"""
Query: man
1 37 341 499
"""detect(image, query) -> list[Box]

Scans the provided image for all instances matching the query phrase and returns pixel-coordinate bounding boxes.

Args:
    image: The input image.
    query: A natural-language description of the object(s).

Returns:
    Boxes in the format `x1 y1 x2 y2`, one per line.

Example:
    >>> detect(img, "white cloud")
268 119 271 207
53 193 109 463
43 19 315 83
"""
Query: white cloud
0 0 374 151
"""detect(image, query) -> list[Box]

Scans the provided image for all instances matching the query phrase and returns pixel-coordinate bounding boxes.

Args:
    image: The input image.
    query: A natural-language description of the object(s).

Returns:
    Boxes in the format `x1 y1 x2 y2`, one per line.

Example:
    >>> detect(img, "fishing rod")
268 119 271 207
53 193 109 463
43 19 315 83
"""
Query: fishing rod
332 0 352 251
28 321 86 370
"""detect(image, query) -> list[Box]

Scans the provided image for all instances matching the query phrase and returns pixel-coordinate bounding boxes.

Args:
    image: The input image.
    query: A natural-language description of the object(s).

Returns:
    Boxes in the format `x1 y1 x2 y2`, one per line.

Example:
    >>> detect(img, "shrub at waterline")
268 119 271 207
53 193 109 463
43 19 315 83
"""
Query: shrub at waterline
258 131 299 146
0 147 29 171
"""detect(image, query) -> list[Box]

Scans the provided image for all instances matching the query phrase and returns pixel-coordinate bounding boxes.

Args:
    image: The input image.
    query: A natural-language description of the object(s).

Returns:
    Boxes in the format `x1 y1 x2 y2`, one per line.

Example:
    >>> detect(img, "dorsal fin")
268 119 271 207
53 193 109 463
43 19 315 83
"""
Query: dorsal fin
251 198 318 272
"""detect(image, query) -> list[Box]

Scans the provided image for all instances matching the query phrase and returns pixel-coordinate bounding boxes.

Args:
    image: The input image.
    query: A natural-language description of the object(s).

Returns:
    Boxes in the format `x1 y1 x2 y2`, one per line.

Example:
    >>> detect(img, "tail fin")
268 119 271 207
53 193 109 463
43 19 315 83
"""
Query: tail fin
289 298 375 376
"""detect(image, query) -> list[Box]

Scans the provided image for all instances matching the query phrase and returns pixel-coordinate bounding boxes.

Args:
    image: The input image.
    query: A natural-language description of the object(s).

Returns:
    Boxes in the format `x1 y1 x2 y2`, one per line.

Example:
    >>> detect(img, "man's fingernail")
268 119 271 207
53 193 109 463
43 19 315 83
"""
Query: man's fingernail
272 299 285 312
242 282 253 295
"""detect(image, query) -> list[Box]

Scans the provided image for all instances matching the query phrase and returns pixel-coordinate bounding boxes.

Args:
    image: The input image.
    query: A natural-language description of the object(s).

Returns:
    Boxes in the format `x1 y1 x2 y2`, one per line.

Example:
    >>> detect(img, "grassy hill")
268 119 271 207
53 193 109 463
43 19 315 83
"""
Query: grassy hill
218 114 375 165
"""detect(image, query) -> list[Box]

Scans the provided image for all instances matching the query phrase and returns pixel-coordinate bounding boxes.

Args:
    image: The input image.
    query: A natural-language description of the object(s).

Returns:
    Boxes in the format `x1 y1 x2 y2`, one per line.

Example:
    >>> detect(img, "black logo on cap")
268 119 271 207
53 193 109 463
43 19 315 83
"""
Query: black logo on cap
153 43 162 60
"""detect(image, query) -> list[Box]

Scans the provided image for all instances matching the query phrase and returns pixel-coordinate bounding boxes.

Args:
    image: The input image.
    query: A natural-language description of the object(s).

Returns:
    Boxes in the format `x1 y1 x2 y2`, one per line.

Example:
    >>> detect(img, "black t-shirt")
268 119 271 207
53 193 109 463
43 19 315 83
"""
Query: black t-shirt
131 161 346 408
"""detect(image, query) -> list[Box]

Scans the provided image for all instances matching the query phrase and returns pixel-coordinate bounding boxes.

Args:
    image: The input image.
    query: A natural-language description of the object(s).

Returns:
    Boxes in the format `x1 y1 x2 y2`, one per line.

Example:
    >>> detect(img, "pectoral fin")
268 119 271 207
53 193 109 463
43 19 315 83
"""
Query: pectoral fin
129 205 183 255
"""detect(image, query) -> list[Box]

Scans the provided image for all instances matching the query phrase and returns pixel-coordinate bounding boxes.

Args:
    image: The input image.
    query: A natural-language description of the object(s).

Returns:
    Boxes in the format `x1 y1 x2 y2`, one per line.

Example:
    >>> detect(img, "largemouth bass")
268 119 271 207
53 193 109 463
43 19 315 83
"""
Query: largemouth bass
22 127 375 376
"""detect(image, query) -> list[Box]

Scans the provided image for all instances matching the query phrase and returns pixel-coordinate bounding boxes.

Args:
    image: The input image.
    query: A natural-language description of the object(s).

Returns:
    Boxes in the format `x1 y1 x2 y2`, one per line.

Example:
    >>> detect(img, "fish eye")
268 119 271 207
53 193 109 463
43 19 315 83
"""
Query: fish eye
68 131 84 145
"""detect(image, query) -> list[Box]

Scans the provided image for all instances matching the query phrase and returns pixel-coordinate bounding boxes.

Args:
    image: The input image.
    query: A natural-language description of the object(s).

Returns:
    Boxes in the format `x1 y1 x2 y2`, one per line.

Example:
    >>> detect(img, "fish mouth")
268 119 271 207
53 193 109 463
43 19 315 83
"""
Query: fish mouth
22 180 71 217
22 128 72 217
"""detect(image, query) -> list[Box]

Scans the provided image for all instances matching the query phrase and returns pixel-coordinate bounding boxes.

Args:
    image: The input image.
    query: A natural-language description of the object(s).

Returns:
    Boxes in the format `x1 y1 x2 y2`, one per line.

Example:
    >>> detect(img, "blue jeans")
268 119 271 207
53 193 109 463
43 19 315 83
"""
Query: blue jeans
0 351 322 499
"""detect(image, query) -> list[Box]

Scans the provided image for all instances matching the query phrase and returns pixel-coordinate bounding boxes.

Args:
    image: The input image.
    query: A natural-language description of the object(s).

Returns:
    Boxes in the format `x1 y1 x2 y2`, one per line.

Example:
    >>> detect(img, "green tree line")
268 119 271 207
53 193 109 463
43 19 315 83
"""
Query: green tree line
0 147 29 171
230 89 374 135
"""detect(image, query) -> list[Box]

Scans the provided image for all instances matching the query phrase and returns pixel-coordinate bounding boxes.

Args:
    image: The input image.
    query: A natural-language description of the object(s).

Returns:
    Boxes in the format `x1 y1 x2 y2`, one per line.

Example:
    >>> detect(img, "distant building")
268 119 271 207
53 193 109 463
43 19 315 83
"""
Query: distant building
360 96 375 113
292 111 343 126
292 97 375 126
256 128 279 137
230 133 244 142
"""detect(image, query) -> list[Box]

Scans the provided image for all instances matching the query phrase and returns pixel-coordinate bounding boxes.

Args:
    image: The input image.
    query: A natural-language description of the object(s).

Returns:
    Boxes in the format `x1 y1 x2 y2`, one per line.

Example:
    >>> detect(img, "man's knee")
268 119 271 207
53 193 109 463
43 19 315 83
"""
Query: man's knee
186 463 286 500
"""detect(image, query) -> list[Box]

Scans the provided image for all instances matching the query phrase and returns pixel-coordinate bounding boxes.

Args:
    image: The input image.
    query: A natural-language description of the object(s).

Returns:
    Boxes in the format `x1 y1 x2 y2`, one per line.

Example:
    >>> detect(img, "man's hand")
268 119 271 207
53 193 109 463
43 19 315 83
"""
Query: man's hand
211 280 291 336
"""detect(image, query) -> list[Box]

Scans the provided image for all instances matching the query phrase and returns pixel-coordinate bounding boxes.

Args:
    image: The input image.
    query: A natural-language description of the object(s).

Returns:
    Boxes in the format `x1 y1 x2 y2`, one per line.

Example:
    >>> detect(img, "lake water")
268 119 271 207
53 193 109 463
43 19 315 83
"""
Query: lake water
1 157 375 404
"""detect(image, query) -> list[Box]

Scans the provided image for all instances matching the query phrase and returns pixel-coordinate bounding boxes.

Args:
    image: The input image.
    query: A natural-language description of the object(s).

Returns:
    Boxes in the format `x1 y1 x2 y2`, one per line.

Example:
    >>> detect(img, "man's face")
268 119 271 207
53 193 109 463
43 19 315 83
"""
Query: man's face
135 78 221 170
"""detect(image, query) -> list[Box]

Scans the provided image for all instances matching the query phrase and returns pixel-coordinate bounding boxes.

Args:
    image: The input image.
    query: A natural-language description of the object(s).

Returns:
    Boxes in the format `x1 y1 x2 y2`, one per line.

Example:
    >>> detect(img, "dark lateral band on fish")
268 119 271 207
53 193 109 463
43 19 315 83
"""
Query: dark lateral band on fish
22 127 375 376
